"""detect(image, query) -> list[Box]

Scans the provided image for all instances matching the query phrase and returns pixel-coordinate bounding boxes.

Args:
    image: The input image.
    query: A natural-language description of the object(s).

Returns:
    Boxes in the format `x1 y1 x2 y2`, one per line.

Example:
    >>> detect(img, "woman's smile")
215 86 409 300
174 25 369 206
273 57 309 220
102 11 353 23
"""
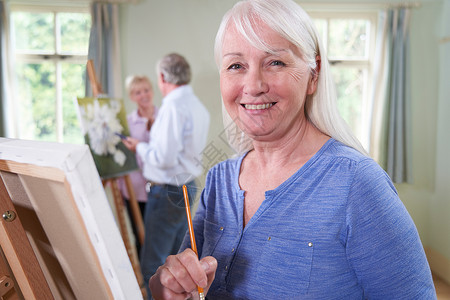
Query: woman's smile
241 102 276 110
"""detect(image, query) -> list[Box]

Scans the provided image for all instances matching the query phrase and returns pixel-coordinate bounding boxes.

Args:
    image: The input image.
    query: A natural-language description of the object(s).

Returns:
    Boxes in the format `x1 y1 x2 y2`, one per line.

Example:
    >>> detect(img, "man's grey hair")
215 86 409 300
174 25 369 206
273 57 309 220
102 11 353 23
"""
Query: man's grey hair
157 53 191 85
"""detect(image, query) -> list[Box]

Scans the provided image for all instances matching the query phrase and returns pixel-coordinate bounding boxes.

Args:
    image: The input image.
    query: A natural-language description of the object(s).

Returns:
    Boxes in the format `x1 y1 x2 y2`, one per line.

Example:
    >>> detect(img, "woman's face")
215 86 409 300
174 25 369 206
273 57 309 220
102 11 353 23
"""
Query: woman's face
219 20 318 142
130 81 153 109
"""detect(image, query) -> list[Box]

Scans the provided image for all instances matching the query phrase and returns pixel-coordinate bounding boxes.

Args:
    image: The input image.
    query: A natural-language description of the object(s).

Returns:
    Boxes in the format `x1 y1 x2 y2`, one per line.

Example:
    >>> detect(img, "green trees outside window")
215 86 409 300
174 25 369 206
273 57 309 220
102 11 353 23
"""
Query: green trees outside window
313 14 376 150
11 10 90 144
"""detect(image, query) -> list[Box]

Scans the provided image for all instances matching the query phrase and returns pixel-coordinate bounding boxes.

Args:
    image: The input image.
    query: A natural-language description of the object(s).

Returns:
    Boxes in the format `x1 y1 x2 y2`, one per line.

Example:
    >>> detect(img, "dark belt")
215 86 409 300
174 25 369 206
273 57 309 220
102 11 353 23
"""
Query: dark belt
145 181 169 193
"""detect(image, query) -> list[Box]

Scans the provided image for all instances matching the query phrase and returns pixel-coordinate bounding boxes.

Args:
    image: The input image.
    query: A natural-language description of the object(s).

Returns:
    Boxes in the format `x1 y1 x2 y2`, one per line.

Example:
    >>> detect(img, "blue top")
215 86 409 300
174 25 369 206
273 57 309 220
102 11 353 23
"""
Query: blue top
181 139 436 299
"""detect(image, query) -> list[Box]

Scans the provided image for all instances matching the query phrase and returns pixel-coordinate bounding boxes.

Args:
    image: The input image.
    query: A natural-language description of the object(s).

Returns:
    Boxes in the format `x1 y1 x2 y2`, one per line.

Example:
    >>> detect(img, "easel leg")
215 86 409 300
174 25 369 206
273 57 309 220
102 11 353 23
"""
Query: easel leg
109 179 147 299
124 174 145 246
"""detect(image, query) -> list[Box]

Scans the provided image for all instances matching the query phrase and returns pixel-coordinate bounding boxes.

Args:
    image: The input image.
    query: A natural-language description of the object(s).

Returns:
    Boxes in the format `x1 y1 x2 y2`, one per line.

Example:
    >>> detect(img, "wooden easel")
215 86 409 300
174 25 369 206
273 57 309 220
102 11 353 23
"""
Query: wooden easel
0 176 53 300
87 60 147 298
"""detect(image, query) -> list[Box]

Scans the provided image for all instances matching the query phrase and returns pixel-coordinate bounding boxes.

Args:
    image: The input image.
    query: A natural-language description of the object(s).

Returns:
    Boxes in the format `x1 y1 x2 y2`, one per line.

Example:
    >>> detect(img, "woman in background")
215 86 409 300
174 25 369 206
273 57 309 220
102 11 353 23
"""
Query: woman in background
118 75 158 256
149 0 437 299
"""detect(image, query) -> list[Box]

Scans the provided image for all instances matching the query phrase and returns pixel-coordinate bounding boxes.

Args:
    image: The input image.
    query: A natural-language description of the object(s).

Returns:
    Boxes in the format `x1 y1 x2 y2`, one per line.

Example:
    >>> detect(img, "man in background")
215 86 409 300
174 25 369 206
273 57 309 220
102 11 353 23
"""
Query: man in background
123 53 210 299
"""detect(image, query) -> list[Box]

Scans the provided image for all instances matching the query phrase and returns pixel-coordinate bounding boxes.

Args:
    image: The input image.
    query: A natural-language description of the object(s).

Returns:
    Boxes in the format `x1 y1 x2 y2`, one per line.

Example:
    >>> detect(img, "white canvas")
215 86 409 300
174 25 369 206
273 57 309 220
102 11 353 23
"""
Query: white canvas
0 137 143 300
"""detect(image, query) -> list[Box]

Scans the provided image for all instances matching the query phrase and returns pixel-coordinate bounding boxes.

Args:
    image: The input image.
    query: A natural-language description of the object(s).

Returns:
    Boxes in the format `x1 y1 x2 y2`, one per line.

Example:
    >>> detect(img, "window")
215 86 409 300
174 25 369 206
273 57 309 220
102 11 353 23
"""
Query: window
10 5 91 144
309 10 378 151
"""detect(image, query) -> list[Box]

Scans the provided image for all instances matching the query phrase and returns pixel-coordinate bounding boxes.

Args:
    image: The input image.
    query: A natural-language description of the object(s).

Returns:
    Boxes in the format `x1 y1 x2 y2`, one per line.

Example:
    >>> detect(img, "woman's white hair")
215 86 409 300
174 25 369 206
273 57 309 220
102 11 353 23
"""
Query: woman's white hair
215 0 367 155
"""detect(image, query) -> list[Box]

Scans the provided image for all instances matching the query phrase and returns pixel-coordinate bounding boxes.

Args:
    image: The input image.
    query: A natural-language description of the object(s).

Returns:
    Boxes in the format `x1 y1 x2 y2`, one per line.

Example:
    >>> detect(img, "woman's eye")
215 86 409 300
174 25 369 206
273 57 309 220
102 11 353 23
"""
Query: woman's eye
227 63 242 70
270 60 286 67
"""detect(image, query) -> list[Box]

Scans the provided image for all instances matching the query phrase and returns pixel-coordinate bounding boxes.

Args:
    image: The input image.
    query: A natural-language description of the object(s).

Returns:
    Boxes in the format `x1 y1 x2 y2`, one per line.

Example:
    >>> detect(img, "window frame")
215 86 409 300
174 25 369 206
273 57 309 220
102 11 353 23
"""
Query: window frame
307 8 379 151
8 3 90 143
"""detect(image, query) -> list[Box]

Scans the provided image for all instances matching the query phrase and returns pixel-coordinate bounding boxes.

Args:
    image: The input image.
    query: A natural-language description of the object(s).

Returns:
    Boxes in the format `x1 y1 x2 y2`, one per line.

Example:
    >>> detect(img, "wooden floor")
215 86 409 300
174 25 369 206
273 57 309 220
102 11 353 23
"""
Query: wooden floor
434 274 450 300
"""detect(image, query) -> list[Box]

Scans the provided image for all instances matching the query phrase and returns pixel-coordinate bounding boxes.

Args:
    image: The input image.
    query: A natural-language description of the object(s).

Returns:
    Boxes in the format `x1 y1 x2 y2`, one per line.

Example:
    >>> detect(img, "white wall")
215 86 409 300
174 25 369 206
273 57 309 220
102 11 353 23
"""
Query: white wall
396 0 450 280
428 0 450 280
119 0 450 276
395 0 441 243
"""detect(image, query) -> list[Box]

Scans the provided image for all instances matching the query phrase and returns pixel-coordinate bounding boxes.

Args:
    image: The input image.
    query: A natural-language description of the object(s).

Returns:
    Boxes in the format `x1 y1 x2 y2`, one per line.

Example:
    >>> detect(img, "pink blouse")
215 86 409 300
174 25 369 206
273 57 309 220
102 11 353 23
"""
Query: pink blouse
118 107 157 202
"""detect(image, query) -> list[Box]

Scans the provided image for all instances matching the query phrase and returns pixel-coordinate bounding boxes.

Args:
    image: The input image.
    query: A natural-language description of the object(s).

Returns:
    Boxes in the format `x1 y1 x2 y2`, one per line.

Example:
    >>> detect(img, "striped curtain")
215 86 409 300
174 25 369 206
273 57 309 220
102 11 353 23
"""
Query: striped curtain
370 7 412 184
86 2 123 98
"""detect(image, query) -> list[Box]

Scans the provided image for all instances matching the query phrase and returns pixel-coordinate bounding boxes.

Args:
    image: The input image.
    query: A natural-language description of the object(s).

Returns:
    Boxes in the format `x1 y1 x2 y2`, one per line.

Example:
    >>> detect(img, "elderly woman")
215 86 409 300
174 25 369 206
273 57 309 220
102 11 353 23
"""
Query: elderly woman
149 0 436 299
117 75 157 254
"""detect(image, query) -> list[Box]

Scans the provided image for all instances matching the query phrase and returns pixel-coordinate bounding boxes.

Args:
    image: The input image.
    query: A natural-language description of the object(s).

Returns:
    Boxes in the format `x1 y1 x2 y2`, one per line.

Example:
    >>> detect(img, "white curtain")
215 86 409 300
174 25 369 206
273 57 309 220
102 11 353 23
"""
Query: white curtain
368 11 388 163
369 7 412 184
86 2 123 98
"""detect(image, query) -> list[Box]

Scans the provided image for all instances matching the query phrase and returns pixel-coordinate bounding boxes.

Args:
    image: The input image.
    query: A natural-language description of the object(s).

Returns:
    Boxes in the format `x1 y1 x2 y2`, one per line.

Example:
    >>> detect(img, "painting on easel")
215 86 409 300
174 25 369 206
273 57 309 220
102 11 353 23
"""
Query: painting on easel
76 97 138 179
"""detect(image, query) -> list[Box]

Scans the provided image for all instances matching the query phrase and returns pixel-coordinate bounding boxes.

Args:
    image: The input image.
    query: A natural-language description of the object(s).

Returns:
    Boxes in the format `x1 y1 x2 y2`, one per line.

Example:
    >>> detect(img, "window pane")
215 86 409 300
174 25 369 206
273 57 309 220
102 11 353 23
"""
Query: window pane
331 66 364 138
328 19 368 58
16 62 56 141
59 13 91 53
62 63 86 144
12 12 54 53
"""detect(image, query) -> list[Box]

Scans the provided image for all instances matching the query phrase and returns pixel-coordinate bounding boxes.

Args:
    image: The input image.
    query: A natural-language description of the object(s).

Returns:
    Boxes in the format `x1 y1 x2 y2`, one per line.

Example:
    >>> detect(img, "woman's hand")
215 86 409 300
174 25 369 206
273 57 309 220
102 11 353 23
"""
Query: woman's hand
149 249 218 300
121 136 139 152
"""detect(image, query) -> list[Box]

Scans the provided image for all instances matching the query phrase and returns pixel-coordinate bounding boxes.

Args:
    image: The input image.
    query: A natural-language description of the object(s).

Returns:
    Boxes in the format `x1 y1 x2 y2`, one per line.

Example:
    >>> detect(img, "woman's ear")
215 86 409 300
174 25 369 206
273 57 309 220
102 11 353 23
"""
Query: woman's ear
307 55 321 95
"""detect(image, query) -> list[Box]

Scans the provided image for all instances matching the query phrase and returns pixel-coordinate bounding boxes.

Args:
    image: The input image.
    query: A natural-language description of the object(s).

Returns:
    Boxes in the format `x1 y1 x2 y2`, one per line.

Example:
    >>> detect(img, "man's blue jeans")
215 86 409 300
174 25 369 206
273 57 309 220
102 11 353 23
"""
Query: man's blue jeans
140 180 198 299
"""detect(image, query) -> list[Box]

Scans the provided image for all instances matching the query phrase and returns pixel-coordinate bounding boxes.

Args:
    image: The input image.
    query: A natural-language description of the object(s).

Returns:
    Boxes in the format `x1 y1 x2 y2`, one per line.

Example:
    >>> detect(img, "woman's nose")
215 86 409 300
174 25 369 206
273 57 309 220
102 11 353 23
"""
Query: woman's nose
243 68 269 96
